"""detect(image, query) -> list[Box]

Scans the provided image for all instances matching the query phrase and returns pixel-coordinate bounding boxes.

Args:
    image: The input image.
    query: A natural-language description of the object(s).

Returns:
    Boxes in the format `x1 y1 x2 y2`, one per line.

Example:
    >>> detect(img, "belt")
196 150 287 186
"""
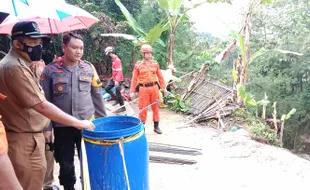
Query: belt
6 130 43 133
139 82 157 87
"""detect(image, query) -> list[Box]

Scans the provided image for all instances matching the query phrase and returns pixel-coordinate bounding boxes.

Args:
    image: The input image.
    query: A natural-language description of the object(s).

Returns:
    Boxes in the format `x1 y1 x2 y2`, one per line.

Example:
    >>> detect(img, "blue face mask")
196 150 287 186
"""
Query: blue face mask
21 42 43 61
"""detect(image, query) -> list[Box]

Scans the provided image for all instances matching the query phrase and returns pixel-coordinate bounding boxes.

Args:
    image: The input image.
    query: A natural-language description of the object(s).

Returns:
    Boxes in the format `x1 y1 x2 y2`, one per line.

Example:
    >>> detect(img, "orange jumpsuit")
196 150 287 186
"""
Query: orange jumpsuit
0 94 8 155
0 120 8 155
130 60 166 123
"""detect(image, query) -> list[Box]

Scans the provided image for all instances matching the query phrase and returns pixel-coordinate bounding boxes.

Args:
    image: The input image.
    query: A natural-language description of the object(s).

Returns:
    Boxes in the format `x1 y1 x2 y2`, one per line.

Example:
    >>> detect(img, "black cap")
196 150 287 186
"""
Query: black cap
11 21 49 40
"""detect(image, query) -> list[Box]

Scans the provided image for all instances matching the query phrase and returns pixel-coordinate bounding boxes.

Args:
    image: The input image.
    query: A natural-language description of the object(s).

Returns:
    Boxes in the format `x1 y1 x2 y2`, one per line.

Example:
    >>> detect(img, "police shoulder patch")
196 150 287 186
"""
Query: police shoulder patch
82 60 92 65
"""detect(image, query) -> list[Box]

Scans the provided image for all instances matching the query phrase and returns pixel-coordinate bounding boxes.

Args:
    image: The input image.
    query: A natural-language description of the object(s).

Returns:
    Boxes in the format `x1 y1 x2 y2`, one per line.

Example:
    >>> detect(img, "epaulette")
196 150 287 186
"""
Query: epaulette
50 56 64 66
82 60 92 65
17 58 26 66
151 60 158 65
134 61 143 68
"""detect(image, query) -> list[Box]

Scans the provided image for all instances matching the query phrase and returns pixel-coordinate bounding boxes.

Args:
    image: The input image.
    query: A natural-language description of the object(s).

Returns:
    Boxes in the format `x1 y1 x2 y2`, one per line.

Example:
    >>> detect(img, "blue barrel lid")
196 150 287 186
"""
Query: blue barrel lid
82 116 143 140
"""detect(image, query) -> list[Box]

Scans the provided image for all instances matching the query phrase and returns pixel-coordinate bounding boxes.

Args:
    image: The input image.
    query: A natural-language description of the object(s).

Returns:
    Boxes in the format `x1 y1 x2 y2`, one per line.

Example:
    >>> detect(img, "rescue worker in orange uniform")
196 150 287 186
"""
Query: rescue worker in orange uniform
130 44 168 134
104 46 126 113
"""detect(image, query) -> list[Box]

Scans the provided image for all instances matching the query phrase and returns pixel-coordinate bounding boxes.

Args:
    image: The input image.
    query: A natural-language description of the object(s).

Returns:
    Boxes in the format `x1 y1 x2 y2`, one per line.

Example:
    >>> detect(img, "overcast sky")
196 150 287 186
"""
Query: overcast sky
184 0 249 38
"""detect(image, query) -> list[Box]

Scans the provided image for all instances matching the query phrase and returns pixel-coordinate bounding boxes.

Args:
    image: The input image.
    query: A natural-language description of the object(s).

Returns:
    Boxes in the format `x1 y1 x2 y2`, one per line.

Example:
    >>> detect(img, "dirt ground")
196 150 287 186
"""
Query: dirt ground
53 101 310 190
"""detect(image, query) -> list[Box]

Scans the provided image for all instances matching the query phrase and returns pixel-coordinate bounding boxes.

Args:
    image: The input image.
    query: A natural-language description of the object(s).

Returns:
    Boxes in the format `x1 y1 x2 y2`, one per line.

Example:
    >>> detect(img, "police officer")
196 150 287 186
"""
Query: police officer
41 32 107 190
0 21 95 190
104 46 126 113
130 44 167 134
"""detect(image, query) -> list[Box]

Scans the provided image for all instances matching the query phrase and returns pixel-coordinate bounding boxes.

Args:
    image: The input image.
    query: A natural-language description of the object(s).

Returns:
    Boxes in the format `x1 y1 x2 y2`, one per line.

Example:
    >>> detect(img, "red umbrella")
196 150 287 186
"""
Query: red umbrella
0 0 100 34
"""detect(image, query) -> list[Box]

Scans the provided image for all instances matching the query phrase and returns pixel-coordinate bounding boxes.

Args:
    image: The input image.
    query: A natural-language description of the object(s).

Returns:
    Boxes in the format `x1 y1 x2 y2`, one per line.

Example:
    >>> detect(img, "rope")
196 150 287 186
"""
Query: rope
118 138 131 190
83 130 143 145
108 71 194 114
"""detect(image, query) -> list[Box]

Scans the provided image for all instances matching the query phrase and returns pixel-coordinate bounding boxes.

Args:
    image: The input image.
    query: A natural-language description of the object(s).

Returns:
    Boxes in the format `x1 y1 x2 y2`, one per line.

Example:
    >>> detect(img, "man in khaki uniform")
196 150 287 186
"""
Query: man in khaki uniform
0 21 95 190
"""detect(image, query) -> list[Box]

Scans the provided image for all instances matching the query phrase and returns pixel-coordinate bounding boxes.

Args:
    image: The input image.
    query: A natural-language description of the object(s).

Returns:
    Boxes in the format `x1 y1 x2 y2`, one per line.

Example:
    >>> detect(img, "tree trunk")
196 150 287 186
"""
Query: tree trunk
167 28 175 67
236 4 253 105
128 46 138 77
280 121 285 147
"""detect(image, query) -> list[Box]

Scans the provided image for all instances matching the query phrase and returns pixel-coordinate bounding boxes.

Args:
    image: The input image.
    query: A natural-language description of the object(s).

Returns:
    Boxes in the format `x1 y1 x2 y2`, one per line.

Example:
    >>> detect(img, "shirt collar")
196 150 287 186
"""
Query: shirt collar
9 49 32 67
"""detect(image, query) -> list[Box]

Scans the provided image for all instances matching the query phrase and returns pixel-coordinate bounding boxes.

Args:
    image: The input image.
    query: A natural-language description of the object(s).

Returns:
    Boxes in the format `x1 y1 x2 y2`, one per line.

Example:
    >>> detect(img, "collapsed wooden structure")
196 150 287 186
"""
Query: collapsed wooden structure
175 67 239 125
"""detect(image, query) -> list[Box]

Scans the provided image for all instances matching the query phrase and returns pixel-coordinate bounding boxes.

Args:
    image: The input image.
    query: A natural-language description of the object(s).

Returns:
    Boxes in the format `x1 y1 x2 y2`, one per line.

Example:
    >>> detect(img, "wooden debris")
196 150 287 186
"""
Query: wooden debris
149 155 197 165
149 142 202 156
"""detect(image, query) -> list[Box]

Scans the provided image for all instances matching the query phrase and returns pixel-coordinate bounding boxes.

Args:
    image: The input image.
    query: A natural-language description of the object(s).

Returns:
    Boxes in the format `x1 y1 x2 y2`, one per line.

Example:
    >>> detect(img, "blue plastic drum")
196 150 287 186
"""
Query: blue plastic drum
82 116 149 190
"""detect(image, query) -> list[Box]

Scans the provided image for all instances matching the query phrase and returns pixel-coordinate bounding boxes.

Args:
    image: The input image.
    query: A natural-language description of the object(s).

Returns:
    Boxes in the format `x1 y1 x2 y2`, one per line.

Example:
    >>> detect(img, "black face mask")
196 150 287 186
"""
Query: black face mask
21 43 43 61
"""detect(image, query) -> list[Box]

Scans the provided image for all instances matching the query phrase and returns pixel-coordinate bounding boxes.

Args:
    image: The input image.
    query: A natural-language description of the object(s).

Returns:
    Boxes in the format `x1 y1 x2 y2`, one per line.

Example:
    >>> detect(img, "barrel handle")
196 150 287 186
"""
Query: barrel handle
118 138 131 190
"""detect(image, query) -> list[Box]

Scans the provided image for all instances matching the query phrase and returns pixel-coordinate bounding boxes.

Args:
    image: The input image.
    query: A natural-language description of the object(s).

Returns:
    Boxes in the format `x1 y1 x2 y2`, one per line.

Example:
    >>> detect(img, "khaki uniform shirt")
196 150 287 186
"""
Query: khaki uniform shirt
0 50 49 132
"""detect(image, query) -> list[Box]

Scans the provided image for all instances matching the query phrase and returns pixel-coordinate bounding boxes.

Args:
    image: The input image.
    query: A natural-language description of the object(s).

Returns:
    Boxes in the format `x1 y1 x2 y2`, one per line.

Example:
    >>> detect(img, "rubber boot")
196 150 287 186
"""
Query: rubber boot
154 121 162 134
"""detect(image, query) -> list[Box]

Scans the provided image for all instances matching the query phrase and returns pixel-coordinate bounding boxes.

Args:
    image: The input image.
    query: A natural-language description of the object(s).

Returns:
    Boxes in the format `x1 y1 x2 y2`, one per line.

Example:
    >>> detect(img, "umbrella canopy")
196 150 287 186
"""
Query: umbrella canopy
1 0 69 20
0 0 100 34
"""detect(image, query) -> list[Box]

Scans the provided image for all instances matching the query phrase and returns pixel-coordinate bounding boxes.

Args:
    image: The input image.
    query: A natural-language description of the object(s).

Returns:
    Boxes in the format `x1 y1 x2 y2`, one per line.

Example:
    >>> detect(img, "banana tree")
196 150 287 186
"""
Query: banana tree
156 0 231 66
280 108 296 146
101 0 169 70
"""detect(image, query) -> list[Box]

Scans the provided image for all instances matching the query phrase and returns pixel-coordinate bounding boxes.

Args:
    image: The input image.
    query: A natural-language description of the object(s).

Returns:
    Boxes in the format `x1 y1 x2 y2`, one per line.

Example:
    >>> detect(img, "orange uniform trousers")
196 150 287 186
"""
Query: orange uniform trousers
138 85 160 123
7 132 47 190
0 121 8 154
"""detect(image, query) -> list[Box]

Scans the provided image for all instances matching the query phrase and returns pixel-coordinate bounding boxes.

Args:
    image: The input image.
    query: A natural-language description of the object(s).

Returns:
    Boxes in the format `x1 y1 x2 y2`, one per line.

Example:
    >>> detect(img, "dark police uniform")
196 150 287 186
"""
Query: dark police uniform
41 58 106 188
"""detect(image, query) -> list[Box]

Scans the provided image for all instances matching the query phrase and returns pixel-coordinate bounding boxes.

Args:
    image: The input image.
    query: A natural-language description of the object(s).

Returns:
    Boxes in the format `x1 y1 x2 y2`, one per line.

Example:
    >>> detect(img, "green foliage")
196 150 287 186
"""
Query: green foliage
237 86 257 106
250 121 280 146
114 0 146 37
247 0 310 148
232 108 250 119
261 0 273 5
281 108 296 121
206 0 309 148
166 94 190 113
114 0 168 46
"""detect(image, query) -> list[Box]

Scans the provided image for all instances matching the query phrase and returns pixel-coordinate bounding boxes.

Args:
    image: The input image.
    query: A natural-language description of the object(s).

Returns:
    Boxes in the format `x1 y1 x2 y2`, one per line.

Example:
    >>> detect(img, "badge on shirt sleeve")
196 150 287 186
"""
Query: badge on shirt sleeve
57 86 64 92
0 93 7 100
41 74 45 81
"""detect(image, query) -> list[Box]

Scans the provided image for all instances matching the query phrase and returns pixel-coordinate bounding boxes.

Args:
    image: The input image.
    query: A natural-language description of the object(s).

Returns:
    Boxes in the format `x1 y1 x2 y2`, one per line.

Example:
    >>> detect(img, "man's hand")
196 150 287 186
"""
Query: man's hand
115 81 120 88
130 92 136 99
75 120 95 131
43 131 53 143
163 89 168 97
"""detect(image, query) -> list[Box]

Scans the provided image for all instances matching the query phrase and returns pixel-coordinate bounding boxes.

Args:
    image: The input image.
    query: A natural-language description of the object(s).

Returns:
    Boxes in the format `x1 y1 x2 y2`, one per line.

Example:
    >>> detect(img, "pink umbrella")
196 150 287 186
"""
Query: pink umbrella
0 2 100 34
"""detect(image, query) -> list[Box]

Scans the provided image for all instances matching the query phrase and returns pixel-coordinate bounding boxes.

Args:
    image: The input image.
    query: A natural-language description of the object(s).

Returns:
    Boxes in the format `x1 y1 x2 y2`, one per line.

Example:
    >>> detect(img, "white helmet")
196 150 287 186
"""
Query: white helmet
167 65 177 72
104 46 114 56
